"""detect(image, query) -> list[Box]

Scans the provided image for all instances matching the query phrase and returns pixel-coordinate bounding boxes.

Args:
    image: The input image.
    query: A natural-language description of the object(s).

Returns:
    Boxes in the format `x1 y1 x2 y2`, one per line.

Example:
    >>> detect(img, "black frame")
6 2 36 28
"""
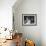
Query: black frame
22 14 37 26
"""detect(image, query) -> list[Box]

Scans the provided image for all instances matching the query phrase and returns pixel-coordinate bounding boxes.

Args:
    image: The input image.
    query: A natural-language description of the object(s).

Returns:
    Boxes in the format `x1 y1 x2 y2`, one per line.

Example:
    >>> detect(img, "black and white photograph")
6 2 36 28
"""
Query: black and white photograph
22 14 37 26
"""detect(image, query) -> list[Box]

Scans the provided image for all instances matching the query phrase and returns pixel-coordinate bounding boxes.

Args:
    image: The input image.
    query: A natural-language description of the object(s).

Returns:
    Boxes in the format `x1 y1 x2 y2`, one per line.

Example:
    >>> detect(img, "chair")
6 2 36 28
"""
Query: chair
15 33 23 46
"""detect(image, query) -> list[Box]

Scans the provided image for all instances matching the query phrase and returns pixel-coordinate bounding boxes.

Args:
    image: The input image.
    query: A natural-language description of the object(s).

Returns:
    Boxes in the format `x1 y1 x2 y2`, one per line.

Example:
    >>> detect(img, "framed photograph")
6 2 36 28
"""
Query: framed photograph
22 14 37 26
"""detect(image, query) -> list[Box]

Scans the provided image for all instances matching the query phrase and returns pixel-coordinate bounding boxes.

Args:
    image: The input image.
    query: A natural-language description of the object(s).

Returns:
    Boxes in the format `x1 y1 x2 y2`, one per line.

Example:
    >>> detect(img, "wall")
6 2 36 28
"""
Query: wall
41 0 46 46
13 0 41 46
0 0 16 30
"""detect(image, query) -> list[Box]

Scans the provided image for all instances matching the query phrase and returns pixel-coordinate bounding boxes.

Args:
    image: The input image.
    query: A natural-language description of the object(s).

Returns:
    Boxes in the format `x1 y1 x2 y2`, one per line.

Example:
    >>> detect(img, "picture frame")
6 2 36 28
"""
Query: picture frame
22 14 37 26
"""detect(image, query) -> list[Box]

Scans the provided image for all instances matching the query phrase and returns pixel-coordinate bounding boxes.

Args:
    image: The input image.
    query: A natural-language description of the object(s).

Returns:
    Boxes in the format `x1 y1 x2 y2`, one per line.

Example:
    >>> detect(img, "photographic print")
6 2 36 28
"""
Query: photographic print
22 14 37 26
